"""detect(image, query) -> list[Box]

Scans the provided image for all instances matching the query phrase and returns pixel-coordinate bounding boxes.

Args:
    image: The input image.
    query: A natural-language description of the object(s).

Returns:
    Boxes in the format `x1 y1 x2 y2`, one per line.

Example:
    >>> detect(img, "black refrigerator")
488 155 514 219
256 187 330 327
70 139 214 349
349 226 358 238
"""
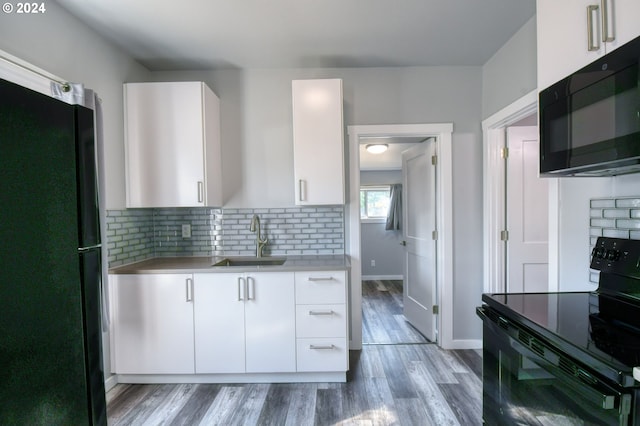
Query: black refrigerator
0 78 107 424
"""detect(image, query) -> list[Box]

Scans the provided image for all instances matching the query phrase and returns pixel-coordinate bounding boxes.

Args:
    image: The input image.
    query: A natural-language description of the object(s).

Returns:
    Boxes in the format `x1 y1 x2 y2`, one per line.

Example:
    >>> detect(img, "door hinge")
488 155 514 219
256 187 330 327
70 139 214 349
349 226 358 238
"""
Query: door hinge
501 230 509 241
501 147 509 159
433 305 439 314
432 230 438 240
431 155 437 165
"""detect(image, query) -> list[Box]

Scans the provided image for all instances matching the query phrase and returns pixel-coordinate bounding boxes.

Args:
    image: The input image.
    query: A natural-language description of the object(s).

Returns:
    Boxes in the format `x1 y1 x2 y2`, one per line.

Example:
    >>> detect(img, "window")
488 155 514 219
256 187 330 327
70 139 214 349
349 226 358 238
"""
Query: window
360 185 391 221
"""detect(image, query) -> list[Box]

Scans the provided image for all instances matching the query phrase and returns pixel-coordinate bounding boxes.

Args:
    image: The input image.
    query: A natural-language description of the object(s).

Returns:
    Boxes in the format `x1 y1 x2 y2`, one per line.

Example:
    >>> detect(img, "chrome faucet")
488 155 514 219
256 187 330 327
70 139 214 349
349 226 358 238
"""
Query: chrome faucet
249 214 268 258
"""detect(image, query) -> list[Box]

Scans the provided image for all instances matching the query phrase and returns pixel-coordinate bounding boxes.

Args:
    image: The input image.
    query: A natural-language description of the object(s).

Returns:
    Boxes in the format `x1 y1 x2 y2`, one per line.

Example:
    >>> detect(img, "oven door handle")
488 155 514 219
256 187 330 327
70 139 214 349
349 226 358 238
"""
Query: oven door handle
510 336 627 412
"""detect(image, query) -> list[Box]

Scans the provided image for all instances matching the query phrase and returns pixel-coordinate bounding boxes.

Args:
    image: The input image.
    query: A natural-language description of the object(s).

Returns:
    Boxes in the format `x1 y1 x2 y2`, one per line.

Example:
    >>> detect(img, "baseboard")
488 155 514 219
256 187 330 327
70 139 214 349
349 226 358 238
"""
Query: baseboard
104 374 118 392
361 275 403 281
442 338 482 350
116 371 346 384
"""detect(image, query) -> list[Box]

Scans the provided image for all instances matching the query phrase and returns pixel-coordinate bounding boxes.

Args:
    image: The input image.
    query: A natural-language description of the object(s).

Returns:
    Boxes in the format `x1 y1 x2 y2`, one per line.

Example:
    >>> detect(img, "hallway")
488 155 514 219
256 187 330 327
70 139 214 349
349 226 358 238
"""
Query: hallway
362 279 431 345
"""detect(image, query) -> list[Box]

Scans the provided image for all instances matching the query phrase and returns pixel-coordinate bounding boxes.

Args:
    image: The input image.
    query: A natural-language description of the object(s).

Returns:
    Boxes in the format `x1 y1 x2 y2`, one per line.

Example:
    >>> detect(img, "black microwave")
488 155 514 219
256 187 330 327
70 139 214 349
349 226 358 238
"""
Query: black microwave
539 35 640 176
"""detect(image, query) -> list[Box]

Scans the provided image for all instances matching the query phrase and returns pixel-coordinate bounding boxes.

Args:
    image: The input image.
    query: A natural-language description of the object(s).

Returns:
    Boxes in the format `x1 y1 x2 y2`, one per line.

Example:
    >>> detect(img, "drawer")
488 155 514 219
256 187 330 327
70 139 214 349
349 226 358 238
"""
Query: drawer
296 338 348 372
295 270 346 304
296 304 346 338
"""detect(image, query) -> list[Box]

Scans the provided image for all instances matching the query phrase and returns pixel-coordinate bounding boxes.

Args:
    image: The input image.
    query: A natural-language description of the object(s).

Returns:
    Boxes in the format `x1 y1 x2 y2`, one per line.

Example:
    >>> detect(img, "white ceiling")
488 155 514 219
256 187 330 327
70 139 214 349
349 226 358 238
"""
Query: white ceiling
57 0 536 70
359 136 428 170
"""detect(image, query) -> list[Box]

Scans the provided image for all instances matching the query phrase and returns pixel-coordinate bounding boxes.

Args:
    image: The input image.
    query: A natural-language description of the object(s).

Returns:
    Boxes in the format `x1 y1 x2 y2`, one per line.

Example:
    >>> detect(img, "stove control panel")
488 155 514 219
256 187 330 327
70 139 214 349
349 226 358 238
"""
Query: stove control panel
591 237 640 278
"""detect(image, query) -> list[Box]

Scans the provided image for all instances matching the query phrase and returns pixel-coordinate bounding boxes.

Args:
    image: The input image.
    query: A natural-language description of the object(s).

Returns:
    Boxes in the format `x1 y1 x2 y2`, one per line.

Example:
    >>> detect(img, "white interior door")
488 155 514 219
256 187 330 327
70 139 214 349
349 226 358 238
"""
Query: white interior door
506 126 549 293
402 141 437 341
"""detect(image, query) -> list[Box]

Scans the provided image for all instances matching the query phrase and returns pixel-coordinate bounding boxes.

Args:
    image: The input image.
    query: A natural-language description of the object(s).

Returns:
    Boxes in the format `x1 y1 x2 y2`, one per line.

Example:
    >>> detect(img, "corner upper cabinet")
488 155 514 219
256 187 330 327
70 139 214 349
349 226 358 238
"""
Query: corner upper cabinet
124 81 223 208
292 79 345 205
537 0 640 90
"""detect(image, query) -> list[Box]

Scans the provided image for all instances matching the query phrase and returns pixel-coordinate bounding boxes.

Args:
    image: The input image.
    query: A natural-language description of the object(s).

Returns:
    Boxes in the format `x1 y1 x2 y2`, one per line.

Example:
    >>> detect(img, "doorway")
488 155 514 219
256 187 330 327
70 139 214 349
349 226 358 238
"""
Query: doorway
347 123 454 350
482 90 554 294
358 136 432 345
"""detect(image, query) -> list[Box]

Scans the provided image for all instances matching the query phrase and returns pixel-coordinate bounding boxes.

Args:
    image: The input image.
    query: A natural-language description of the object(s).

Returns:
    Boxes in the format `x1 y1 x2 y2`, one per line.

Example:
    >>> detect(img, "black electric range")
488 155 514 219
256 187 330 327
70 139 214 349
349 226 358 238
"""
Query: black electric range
478 237 640 425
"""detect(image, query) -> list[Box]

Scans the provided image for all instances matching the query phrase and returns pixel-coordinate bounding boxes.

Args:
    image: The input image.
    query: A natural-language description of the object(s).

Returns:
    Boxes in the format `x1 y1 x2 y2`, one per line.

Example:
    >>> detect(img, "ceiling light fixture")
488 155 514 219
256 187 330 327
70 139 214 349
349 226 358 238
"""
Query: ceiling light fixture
365 144 388 154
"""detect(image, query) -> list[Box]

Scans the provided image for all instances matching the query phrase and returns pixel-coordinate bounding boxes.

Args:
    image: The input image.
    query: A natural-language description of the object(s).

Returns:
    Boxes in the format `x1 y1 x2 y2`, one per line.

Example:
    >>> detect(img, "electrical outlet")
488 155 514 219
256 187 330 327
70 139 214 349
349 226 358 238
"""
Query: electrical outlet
181 224 191 238
371 259 376 267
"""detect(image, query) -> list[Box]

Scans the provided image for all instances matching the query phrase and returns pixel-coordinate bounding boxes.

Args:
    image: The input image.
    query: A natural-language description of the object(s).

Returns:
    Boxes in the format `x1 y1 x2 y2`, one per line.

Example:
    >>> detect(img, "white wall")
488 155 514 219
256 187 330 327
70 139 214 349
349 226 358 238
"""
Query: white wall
0 1 151 209
482 16 537 120
360 170 404 278
154 66 485 341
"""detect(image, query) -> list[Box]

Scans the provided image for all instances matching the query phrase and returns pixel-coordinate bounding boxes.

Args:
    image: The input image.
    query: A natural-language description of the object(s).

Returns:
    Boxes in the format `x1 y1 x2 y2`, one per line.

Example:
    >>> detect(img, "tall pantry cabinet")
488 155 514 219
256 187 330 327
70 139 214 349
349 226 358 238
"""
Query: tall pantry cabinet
124 81 223 208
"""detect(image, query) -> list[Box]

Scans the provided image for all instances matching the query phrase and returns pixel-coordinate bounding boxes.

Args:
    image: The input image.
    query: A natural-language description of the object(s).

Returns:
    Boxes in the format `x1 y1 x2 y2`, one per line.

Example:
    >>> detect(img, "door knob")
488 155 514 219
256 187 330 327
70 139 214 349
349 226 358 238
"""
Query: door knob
400 240 407 246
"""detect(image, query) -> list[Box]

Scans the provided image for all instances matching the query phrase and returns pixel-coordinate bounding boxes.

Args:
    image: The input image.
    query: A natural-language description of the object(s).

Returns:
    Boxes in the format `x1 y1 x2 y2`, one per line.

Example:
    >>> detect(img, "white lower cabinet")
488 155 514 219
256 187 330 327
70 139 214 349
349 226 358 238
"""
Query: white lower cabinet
193 272 296 374
294 271 348 372
193 273 246 374
110 274 195 374
296 338 348 372
244 273 296 373
111 268 347 381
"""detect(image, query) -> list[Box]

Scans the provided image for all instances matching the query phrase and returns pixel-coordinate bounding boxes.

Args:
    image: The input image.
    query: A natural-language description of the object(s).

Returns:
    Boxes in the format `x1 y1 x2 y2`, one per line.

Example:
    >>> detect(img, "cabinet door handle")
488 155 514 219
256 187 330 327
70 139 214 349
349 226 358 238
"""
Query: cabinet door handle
309 344 335 350
298 179 306 202
186 278 193 302
309 310 334 316
587 5 601 51
247 276 255 300
197 181 204 203
601 0 614 43
237 277 245 301
307 277 334 282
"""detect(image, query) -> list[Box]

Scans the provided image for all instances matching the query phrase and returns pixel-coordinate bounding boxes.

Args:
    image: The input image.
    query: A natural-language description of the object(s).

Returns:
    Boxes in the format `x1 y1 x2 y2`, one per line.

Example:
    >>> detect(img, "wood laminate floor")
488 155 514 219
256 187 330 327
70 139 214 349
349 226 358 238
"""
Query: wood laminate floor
362 280 430 345
107 280 482 425
107 346 482 426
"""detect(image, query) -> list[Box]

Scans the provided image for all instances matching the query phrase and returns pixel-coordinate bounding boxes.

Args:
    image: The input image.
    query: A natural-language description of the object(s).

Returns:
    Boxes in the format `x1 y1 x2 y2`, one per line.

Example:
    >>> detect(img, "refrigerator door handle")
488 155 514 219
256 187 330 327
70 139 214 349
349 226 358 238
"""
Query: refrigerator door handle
78 244 102 252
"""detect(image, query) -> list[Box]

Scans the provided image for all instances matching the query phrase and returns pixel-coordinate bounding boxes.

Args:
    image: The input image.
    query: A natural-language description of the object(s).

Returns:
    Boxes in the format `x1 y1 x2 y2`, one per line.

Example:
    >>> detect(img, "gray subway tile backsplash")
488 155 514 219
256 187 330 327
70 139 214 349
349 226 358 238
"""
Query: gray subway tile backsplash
589 196 640 283
106 206 345 267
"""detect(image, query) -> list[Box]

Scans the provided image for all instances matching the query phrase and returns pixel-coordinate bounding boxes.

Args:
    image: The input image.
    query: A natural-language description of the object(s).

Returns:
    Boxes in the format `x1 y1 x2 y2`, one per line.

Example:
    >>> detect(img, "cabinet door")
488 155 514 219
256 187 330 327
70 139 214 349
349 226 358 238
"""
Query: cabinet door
292 79 345 205
244 272 296 373
124 82 206 208
603 0 640 53
193 273 246 373
110 274 195 374
537 0 605 90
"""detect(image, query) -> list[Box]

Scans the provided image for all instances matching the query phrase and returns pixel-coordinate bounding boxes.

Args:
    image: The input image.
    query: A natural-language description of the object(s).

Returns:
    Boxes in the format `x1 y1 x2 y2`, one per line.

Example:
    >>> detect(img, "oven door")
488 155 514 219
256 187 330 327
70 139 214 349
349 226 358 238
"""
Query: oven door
477 306 636 425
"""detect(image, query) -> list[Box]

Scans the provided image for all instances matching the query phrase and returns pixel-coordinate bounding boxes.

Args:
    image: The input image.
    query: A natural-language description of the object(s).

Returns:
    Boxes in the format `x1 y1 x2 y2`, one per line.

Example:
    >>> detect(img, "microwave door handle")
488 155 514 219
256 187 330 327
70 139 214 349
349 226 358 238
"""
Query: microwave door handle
587 4 600 51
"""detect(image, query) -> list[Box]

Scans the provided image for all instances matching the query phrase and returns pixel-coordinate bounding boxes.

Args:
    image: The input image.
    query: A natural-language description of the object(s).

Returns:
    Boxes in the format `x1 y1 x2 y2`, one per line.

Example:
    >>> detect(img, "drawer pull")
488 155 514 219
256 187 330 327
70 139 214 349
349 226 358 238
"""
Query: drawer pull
309 310 334 316
307 277 334 282
309 344 335 350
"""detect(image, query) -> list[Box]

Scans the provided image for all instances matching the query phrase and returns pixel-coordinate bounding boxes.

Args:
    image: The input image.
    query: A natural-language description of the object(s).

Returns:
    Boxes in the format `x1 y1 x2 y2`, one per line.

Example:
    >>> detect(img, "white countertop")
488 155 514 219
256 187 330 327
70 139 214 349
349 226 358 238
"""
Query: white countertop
109 254 350 274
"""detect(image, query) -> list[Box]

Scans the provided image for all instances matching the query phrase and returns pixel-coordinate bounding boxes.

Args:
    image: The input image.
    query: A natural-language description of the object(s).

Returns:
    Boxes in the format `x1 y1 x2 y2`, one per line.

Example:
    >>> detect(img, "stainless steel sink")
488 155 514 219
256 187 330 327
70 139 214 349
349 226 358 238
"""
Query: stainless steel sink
212 257 286 267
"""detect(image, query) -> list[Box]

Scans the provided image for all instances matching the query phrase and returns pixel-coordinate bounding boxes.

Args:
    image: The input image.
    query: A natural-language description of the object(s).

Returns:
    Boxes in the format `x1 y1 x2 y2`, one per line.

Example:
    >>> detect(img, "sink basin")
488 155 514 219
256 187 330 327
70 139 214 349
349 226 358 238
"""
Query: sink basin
212 257 286 267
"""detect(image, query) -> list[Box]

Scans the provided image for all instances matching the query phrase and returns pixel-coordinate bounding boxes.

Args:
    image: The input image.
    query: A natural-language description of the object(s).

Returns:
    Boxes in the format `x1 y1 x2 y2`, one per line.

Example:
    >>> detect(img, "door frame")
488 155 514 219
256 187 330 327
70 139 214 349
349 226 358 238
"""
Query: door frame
482 90 558 294
347 123 453 350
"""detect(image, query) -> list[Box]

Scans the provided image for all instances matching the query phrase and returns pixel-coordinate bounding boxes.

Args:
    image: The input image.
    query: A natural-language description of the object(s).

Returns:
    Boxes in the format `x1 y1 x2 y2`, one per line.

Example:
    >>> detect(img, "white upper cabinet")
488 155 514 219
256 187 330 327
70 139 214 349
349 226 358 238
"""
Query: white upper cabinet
292 79 345 205
603 0 640 52
537 0 640 90
124 81 223 208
